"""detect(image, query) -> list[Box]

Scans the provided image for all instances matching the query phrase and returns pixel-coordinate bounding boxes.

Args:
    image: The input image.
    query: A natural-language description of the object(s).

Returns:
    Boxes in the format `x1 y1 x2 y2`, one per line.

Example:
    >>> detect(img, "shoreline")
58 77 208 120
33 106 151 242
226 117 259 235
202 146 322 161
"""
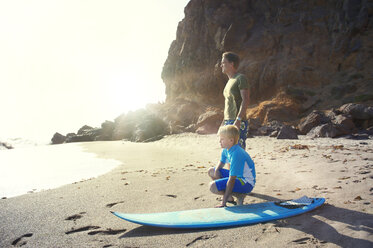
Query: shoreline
0 142 121 199
1 134 372 247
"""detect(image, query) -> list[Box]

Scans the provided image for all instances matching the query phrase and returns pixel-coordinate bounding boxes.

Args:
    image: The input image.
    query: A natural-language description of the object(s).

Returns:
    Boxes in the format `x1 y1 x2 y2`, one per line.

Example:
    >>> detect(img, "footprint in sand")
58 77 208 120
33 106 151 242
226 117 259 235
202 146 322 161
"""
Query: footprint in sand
106 201 124 208
194 196 205 201
87 228 127 236
292 237 327 245
65 225 126 236
65 226 101 235
186 234 217 247
254 224 280 242
338 176 350 180
163 194 177 198
312 185 328 191
357 170 370 175
65 213 84 221
11 233 33 247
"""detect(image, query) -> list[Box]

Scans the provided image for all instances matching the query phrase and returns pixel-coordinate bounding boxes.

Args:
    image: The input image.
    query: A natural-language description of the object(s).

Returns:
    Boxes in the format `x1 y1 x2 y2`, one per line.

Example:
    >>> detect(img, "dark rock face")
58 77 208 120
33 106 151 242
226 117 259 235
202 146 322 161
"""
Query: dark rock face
162 0 373 122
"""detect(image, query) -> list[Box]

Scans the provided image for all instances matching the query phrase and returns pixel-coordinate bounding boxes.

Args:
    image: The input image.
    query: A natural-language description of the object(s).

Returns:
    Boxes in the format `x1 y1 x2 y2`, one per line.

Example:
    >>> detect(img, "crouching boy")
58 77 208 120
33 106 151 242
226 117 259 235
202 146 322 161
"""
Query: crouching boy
208 125 256 207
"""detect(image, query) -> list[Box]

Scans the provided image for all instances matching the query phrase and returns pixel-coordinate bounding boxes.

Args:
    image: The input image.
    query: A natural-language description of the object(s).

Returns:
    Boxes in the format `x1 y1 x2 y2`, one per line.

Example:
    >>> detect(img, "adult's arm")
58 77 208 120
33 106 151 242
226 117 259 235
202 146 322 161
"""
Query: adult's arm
233 89 250 129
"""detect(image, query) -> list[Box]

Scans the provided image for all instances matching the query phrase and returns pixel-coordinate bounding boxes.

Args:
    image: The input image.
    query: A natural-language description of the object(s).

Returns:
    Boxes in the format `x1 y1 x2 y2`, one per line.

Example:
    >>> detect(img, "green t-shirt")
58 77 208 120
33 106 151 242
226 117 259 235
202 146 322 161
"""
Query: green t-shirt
223 73 250 120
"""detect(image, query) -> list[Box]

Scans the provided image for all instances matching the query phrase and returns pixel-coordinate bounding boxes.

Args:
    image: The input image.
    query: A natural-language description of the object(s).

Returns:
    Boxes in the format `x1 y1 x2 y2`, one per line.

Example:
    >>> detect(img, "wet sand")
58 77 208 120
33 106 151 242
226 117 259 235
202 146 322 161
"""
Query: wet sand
0 133 372 247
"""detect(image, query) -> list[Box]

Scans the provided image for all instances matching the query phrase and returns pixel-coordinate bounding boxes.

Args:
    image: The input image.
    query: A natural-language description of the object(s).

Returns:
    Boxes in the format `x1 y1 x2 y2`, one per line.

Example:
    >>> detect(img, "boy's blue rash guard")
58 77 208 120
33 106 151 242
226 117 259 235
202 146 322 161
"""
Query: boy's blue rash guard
220 144 256 186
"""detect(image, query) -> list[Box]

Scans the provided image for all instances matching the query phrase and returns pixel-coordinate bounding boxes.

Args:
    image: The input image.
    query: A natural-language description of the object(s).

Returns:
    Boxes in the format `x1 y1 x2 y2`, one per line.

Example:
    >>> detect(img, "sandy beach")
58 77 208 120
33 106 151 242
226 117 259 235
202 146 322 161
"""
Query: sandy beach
1 133 372 247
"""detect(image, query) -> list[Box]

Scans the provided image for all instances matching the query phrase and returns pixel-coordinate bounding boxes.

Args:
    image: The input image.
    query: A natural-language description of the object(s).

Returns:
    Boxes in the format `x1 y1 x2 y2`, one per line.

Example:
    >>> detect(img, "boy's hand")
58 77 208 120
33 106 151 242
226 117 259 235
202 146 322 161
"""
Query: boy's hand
215 202 226 208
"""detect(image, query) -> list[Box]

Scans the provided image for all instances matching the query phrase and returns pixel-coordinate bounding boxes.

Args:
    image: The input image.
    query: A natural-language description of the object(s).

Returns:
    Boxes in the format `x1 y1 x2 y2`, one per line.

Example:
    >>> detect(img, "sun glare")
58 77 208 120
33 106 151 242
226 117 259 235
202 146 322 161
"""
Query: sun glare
0 0 188 141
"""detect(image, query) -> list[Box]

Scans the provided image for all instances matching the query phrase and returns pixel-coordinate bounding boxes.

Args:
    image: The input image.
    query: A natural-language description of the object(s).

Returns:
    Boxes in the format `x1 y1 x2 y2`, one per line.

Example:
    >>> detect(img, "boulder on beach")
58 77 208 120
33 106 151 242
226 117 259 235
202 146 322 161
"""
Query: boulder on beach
339 103 373 120
302 103 373 138
133 114 169 142
298 111 329 135
307 123 339 138
96 121 115 141
277 125 298 140
51 132 66 144
112 109 169 142
66 126 101 143
195 109 223 135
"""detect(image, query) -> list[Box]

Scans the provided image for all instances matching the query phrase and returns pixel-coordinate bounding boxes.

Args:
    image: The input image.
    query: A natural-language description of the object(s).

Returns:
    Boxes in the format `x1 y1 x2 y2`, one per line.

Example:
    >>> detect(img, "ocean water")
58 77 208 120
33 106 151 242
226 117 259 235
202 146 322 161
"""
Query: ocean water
0 137 42 149
0 143 121 198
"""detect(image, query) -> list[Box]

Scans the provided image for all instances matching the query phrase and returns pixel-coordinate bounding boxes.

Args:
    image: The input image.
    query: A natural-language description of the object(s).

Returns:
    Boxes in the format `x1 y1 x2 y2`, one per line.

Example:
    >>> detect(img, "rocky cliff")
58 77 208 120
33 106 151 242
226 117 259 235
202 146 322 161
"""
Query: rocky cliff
162 0 373 124
51 0 373 144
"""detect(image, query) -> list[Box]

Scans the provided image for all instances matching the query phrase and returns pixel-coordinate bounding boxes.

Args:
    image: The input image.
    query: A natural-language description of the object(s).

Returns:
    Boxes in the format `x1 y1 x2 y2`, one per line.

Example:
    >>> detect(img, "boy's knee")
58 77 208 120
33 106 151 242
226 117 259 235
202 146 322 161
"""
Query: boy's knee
209 181 219 194
207 167 215 178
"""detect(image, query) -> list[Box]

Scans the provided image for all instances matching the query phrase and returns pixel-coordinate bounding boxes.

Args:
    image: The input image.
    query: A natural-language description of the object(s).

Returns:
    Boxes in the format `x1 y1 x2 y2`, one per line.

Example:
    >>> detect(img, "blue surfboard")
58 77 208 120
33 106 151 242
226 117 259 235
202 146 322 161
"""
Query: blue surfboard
111 196 325 229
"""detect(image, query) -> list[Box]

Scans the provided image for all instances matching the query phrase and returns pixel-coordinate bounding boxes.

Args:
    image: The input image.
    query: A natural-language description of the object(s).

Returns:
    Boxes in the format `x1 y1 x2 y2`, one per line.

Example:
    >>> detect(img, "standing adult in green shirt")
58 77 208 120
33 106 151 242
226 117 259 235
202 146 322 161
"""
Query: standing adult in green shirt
220 52 250 149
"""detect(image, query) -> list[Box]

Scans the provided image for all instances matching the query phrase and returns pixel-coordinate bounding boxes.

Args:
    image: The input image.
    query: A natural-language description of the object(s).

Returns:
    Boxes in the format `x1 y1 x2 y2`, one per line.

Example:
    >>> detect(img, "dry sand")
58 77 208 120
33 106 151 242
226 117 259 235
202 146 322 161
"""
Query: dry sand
0 133 372 247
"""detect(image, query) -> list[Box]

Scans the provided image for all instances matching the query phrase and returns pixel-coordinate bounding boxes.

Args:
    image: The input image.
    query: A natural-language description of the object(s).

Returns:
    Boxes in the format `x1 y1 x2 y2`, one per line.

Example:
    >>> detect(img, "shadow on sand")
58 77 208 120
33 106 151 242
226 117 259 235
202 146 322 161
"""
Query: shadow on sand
120 192 373 247
251 193 373 247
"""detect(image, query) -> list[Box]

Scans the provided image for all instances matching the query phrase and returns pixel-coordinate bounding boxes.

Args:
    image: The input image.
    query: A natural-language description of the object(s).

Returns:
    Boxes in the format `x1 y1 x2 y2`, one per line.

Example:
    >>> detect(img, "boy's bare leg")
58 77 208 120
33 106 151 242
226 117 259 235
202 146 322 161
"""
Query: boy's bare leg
208 167 221 180
233 193 246 205
209 181 234 202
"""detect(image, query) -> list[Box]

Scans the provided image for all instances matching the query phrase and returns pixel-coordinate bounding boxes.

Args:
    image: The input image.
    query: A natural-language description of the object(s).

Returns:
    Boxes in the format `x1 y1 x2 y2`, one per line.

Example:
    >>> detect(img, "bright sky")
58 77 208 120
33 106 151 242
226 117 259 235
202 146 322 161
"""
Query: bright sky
0 0 189 143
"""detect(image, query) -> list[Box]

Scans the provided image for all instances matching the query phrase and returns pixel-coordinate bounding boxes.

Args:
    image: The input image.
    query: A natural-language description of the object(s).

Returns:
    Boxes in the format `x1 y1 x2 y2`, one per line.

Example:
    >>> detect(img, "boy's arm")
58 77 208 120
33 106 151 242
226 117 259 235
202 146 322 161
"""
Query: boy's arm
214 161 225 178
217 175 236 208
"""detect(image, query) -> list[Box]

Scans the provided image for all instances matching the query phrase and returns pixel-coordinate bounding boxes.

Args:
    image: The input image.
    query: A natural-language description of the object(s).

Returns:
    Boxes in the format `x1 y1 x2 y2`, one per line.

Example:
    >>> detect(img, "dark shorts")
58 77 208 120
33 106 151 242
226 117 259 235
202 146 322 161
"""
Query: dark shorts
224 120 249 149
214 168 253 194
